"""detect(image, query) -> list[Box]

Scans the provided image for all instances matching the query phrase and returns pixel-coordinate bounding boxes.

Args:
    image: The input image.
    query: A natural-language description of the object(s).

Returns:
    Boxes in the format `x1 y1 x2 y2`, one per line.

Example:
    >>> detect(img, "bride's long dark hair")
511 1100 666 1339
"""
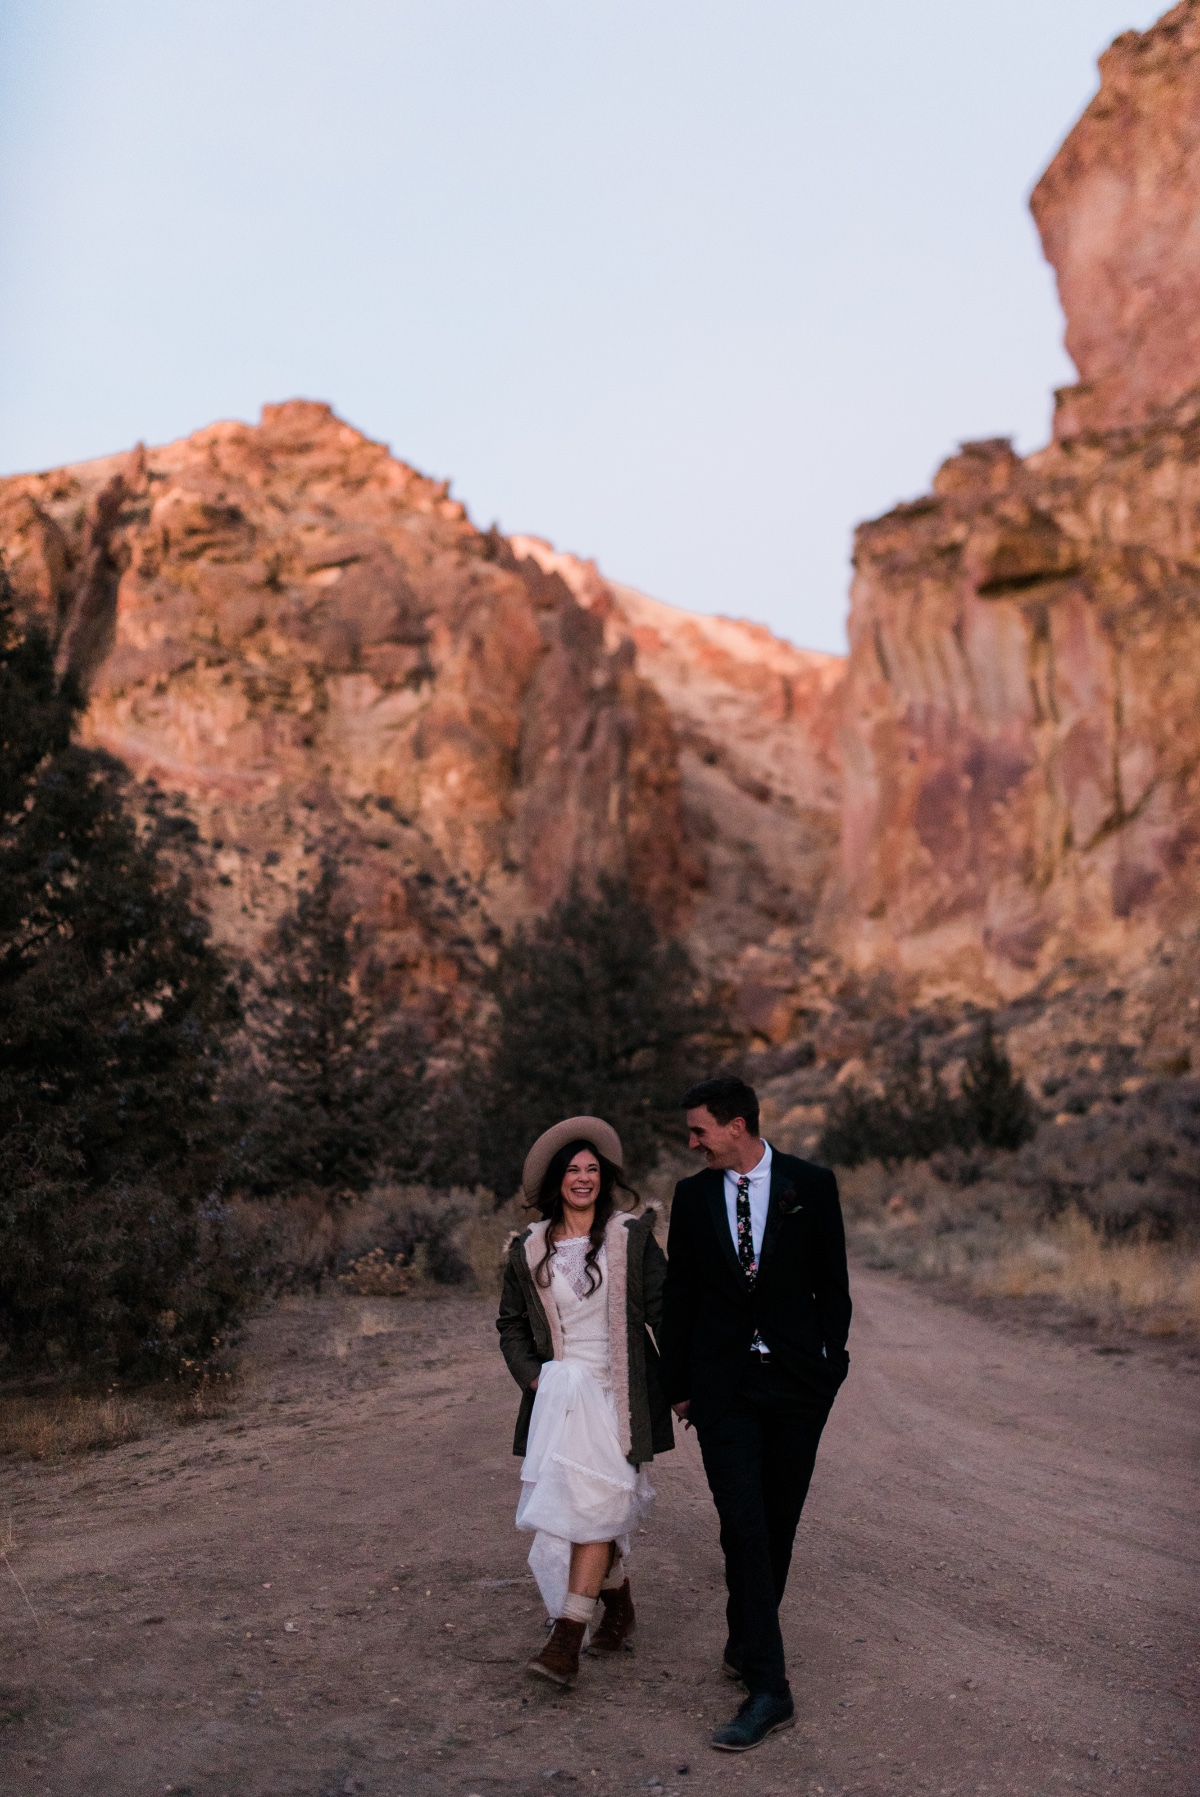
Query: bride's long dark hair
533 1138 638 1297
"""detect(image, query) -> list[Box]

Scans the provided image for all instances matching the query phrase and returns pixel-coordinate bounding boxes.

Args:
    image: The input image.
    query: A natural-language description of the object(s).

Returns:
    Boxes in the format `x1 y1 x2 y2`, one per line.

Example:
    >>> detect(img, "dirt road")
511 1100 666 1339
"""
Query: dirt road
2 1268 1196 1797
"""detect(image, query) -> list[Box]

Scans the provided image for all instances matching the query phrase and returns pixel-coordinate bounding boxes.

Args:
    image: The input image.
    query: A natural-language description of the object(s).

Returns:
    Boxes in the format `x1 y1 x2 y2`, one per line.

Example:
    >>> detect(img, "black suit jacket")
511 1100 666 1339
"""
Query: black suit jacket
660 1149 852 1425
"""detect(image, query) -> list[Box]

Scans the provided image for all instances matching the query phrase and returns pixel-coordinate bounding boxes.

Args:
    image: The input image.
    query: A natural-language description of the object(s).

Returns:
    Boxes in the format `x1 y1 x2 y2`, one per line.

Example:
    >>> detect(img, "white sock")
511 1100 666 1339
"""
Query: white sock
560 1591 596 1625
601 1554 626 1591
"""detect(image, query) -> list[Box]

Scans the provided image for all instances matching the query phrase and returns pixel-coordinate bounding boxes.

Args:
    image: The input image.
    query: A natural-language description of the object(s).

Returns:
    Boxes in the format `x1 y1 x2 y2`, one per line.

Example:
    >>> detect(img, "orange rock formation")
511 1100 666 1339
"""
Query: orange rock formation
0 404 846 1040
838 0 1200 1015
510 538 843 1040
1032 0 1200 440
3 3 1199 1068
0 404 691 1021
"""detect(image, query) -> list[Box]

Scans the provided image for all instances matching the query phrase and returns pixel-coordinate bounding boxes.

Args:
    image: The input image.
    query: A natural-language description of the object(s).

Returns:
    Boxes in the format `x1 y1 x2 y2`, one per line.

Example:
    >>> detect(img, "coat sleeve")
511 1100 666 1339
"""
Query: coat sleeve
814 1168 852 1375
496 1251 544 1392
642 1229 668 1341
659 1186 698 1405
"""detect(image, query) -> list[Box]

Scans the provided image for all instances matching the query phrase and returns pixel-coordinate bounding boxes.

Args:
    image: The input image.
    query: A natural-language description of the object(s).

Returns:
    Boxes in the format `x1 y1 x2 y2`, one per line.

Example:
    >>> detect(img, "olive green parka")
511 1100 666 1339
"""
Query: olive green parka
496 1207 675 1467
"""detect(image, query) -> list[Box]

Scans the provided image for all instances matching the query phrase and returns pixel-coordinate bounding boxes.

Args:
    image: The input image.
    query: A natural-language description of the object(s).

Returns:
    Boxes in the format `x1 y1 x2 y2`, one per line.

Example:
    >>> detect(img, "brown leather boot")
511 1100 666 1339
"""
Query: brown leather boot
589 1578 636 1652
526 1617 587 1687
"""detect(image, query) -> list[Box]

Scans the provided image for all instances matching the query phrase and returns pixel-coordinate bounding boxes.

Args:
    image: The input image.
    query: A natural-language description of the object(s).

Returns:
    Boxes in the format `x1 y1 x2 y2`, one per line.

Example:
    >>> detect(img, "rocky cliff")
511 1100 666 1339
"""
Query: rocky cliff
1031 0 1200 440
511 538 843 1041
4 3 1199 1084
0 403 843 1034
0 403 694 1022
836 0 1200 1077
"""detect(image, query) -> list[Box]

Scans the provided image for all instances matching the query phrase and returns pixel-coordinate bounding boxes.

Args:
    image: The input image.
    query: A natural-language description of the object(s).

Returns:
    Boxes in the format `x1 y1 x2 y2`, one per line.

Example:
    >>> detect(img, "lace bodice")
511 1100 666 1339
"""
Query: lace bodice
550 1234 599 1300
549 1239 610 1386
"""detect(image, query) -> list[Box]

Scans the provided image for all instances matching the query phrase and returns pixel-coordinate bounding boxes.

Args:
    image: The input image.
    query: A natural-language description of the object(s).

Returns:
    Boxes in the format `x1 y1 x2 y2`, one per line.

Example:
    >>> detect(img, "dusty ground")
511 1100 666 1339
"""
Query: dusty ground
1 1268 1197 1797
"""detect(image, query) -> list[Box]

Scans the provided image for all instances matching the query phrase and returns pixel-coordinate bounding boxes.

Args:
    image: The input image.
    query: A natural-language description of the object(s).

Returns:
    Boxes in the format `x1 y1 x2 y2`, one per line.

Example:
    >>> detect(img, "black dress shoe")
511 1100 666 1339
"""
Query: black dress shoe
711 1689 795 1752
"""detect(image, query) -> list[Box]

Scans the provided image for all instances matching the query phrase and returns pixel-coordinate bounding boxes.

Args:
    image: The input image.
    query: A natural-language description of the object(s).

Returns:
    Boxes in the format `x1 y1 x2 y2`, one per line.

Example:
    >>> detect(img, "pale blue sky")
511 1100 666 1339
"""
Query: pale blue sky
0 2 1166 651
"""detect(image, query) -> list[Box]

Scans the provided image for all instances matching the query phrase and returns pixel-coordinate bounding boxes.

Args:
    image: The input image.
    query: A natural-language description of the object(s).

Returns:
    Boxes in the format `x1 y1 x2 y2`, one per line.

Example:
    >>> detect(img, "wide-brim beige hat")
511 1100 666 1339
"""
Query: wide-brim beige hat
521 1115 624 1207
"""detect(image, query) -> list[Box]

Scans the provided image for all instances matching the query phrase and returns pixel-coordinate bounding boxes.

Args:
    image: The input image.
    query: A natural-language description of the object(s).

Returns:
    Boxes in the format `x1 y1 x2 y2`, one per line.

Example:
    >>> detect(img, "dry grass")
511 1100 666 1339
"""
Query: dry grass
0 1366 238 1463
840 1160 1200 1338
0 1392 145 1461
461 1189 527 1292
170 1368 239 1424
979 1208 1200 1336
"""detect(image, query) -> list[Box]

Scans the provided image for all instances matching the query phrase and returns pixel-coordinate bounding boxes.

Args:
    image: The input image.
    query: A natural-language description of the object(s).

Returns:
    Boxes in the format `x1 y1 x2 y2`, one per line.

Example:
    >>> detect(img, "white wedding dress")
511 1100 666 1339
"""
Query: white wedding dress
515 1237 655 1619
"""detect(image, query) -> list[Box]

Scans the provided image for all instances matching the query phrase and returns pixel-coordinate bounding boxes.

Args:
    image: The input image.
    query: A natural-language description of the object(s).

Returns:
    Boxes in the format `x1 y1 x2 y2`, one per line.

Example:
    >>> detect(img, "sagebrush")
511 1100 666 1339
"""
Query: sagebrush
819 1018 1036 1167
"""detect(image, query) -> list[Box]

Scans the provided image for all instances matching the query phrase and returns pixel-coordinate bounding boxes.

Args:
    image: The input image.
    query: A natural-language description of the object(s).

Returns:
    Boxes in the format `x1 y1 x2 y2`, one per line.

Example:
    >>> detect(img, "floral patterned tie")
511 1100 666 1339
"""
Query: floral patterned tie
736 1174 767 1353
735 1175 756 1283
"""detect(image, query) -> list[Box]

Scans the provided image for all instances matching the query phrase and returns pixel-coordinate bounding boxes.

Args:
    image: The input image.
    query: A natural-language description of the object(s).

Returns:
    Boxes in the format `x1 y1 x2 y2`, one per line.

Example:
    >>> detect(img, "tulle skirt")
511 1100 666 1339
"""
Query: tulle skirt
516 1357 655 1619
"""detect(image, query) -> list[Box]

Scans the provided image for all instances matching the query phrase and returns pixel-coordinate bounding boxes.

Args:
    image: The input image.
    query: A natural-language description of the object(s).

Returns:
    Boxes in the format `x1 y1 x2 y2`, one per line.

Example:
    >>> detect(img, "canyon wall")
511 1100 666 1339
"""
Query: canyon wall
512 538 844 1041
1031 0 1200 441
836 0 1200 1025
4 2 1199 1073
0 404 843 1035
0 404 693 1022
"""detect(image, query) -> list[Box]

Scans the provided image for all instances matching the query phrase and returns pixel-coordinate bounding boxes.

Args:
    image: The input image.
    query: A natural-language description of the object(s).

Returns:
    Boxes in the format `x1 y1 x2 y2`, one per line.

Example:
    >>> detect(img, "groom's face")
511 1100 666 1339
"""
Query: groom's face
686 1105 747 1170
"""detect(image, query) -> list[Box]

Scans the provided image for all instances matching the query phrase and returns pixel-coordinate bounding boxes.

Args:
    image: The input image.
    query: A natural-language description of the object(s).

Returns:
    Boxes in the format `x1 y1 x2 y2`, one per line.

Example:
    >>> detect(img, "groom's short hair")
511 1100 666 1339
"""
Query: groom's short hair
682 1076 759 1136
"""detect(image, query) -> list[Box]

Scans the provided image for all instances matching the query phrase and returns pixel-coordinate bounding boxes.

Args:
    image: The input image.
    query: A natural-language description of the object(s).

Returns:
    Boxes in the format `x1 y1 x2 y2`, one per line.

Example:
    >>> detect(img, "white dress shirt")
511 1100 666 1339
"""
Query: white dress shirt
722 1139 773 1266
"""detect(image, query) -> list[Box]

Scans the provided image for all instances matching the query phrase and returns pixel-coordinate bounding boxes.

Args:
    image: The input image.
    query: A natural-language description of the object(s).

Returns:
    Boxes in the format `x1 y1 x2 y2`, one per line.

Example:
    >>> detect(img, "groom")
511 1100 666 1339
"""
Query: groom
661 1076 851 1752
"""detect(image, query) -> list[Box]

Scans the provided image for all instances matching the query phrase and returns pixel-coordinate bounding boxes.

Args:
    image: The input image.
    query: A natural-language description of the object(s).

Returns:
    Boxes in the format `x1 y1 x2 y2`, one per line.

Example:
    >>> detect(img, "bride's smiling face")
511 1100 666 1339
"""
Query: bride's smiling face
561 1152 601 1213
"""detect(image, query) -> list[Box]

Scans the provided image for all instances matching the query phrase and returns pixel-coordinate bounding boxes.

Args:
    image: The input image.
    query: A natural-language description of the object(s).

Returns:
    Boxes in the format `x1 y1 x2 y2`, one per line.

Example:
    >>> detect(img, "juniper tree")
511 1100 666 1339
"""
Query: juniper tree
959 1015 1036 1150
0 575 245 1375
231 847 431 1198
818 1036 964 1168
482 877 712 1199
817 1017 1037 1167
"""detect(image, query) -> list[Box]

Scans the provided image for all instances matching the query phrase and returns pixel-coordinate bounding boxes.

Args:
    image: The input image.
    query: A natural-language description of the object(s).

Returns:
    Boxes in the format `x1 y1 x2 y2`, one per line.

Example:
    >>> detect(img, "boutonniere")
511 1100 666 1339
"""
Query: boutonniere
778 1185 804 1216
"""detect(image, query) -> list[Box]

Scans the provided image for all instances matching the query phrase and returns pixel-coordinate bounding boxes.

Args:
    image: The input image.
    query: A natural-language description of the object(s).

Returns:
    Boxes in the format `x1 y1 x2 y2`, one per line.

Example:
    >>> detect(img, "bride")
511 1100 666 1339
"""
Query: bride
497 1115 674 1688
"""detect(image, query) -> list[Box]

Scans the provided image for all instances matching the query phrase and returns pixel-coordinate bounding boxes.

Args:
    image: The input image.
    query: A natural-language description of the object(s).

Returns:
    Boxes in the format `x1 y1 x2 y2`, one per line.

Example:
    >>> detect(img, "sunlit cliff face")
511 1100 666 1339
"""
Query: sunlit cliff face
0 402 691 1029
834 3 1200 1006
0 411 849 1047
1 10 1198 1065
1031 0 1200 441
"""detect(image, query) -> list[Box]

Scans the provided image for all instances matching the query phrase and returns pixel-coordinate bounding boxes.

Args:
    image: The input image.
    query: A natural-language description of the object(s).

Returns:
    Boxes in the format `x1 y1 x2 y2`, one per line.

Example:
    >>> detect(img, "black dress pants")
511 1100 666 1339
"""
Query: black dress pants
696 1357 829 1696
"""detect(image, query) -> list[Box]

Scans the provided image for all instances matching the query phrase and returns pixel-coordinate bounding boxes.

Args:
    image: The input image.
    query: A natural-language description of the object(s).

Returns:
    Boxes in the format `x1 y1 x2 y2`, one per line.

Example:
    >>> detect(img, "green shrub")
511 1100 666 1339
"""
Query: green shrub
818 1018 1037 1168
819 1039 965 1168
349 1186 476 1285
